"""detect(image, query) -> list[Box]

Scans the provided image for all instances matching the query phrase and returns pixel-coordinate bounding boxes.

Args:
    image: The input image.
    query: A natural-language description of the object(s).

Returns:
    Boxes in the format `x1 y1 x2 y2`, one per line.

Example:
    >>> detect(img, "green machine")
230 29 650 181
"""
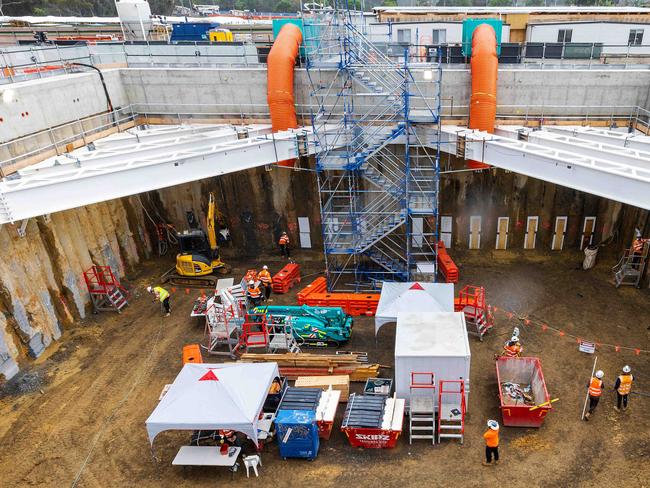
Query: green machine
253 304 353 346
462 19 503 57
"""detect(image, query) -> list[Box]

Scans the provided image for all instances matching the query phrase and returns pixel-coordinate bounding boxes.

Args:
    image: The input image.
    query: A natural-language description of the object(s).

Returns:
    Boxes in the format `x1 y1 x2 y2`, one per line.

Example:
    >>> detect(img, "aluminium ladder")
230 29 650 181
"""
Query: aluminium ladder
408 372 436 445
267 321 302 354
437 380 466 444
613 243 648 288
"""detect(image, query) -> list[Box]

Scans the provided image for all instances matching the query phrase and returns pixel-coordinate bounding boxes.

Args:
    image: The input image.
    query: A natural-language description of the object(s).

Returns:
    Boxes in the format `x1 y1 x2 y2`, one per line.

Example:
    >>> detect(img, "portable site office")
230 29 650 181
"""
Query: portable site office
394 312 471 411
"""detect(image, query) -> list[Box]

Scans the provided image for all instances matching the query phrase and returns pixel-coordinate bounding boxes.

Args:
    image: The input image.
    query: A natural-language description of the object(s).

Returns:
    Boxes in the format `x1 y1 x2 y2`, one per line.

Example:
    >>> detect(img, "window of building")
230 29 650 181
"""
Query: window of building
557 29 572 43
397 28 411 44
431 29 446 45
629 29 644 46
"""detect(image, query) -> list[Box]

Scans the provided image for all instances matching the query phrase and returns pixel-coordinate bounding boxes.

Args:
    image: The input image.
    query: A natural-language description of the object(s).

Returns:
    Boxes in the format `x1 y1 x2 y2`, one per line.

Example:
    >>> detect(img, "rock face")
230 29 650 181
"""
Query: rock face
0 165 321 381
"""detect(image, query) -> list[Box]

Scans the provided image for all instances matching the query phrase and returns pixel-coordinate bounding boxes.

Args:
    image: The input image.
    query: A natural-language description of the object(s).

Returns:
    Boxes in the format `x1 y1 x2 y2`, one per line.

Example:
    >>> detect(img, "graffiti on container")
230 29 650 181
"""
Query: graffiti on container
542 221 552 230
257 222 270 230
287 222 298 232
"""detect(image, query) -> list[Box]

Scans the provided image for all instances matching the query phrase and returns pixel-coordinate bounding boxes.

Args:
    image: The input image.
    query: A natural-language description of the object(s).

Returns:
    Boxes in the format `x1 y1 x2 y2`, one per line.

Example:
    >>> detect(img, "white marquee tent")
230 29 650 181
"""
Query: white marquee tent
374 282 455 336
145 362 280 448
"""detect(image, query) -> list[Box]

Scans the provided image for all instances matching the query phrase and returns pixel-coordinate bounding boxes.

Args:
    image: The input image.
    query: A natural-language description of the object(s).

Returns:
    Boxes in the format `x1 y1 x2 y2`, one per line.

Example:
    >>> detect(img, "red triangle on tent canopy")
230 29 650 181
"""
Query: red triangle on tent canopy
409 283 424 290
198 369 219 381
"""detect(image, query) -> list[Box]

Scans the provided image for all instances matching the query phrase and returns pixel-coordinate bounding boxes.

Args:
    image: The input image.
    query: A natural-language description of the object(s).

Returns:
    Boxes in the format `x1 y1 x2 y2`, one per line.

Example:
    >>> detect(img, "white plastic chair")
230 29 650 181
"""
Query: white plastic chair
243 454 262 477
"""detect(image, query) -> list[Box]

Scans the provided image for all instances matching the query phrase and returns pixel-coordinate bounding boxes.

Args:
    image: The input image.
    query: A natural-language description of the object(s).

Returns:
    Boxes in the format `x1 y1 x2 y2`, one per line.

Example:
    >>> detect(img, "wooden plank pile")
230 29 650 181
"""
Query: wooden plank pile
295 375 350 402
239 352 381 382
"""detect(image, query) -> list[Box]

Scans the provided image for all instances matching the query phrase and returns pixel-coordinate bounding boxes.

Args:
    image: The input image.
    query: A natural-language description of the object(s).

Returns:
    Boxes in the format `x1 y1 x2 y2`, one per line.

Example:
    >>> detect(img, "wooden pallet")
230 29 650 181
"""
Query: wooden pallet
295 375 350 402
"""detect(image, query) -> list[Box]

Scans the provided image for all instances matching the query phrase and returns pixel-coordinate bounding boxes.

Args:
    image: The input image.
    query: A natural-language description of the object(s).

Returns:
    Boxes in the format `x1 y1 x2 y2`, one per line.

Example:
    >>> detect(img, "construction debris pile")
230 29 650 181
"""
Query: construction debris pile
500 382 535 406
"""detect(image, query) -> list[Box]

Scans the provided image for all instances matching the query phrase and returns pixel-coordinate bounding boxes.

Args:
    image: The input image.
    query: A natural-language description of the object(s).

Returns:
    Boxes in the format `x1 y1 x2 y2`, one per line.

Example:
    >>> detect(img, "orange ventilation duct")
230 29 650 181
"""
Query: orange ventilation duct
267 23 302 167
468 23 498 170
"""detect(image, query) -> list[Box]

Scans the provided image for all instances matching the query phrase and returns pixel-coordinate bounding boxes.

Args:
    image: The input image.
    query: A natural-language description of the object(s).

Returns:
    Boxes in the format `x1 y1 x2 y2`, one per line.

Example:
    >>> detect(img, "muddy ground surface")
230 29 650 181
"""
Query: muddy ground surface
0 249 648 487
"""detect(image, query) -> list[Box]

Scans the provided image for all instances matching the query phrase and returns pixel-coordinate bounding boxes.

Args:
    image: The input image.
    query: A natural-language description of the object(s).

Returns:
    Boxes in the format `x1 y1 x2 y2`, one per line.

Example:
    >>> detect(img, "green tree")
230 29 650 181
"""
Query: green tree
274 0 294 11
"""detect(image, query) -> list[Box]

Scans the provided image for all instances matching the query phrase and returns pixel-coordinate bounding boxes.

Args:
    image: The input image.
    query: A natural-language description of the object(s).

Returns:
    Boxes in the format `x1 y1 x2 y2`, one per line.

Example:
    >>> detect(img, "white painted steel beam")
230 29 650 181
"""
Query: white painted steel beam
544 126 650 153
440 125 650 210
495 126 650 171
21 125 273 174
0 126 314 224
92 124 230 149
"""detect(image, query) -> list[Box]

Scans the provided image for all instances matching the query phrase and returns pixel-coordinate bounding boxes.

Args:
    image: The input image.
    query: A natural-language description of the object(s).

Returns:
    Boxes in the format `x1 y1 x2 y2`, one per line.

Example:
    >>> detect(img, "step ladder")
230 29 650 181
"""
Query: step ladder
613 244 648 288
267 320 302 353
233 313 269 355
437 380 466 444
455 285 494 341
83 265 129 313
409 372 436 445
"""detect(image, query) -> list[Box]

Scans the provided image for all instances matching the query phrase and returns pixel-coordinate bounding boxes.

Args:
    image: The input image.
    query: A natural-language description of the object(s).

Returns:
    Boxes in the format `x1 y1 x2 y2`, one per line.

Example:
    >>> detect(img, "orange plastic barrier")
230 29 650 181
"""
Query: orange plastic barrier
267 23 302 167
437 241 459 283
272 263 301 294
297 277 380 316
468 23 498 170
182 344 203 364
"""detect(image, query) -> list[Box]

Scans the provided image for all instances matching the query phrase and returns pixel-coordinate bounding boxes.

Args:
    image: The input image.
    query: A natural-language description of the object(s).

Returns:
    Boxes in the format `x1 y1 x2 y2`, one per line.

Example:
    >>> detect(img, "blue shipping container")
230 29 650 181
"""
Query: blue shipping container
171 22 220 42
275 410 319 460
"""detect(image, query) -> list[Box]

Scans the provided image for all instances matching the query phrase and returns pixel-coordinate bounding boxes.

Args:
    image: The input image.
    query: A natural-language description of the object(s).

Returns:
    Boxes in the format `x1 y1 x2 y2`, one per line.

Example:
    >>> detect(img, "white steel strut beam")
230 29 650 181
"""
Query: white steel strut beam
440 125 650 210
0 125 314 224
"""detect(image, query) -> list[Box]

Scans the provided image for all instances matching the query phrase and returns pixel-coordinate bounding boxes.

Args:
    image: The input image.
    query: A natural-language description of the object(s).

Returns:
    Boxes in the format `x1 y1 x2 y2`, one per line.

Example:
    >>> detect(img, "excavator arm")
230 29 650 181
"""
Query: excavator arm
207 193 217 252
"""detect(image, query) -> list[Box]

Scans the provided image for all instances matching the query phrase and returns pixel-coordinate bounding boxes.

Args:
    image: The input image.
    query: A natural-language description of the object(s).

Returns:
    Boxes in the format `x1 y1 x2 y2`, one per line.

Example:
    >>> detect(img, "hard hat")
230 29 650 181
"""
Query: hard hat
262 265 268 270
146 286 152 293
487 420 499 430
595 370 604 379
635 228 642 238
282 231 287 234
248 280 254 285
511 335 519 342
623 365 631 373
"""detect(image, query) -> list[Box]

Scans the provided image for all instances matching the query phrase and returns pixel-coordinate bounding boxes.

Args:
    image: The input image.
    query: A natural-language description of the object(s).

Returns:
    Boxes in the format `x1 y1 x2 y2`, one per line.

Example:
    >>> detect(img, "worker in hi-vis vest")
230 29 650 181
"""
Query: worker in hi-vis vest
614 365 634 412
278 231 291 258
147 285 171 316
258 265 273 301
482 420 500 466
584 370 604 421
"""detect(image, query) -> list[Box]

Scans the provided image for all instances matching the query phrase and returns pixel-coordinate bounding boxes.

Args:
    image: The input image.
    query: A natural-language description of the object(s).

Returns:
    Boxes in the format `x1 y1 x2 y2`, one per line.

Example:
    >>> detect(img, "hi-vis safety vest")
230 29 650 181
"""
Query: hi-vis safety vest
258 270 272 285
153 286 169 301
503 343 521 357
588 377 603 397
632 239 645 253
279 235 289 245
618 374 633 395
247 286 261 299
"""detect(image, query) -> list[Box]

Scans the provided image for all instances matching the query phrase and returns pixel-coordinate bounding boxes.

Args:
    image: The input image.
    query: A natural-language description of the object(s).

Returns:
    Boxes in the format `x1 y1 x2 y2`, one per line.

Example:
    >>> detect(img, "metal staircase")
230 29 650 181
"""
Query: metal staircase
304 1 441 291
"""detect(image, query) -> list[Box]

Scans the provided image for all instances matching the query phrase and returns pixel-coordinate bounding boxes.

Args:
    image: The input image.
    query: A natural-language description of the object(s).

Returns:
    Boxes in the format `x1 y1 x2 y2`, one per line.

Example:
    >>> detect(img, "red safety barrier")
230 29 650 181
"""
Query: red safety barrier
272 263 301 294
437 241 459 283
296 277 380 316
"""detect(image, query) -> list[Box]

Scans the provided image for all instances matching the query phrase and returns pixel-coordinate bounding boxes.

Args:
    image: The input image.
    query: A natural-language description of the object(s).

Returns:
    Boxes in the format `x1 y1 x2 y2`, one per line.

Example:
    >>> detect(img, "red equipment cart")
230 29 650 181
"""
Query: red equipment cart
495 357 553 428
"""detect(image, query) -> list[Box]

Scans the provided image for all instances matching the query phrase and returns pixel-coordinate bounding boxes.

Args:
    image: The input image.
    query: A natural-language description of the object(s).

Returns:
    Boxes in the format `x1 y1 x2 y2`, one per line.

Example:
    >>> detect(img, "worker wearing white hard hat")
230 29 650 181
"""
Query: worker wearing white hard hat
584 370 605 421
482 420 500 466
258 265 273 302
503 335 523 358
246 279 262 309
614 366 634 412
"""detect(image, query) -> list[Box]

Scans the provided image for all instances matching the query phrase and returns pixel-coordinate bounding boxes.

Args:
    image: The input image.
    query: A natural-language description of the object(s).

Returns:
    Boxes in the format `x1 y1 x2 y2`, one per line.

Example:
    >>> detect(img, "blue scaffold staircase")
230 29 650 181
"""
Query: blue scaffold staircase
304 3 441 290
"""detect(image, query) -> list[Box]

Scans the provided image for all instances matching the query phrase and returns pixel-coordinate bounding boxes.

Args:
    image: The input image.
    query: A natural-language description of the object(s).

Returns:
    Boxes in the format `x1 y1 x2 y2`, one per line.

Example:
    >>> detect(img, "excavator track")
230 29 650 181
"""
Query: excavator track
160 267 219 289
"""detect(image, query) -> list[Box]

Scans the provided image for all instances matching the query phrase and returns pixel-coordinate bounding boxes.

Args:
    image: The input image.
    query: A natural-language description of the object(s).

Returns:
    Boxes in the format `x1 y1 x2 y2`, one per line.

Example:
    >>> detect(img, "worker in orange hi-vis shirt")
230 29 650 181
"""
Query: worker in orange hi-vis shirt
482 420 500 466
278 231 291 258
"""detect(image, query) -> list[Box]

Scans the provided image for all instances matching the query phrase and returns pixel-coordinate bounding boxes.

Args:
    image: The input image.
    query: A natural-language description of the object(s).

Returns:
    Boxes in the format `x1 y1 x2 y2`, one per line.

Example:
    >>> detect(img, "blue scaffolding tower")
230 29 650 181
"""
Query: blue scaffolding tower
303 2 442 291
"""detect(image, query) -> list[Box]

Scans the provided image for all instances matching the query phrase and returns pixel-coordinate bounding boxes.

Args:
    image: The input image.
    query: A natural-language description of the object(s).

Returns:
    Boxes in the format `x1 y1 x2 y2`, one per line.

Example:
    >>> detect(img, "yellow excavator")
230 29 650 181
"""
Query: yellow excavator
161 193 231 287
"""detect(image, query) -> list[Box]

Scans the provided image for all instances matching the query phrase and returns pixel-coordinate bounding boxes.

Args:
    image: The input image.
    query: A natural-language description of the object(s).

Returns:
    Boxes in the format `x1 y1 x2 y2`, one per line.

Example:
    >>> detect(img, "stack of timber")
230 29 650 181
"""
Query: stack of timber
239 353 381 382
295 375 350 402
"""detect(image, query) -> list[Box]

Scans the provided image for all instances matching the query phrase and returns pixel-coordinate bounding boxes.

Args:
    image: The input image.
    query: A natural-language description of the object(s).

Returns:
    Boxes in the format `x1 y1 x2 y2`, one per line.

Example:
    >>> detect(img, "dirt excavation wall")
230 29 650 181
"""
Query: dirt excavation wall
0 163 320 382
0 196 152 381
439 155 650 252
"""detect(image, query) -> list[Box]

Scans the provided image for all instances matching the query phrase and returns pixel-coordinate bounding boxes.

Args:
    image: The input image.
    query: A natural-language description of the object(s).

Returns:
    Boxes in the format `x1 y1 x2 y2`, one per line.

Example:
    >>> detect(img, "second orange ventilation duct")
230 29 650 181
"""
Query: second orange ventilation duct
468 23 498 170
267 23 302 167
